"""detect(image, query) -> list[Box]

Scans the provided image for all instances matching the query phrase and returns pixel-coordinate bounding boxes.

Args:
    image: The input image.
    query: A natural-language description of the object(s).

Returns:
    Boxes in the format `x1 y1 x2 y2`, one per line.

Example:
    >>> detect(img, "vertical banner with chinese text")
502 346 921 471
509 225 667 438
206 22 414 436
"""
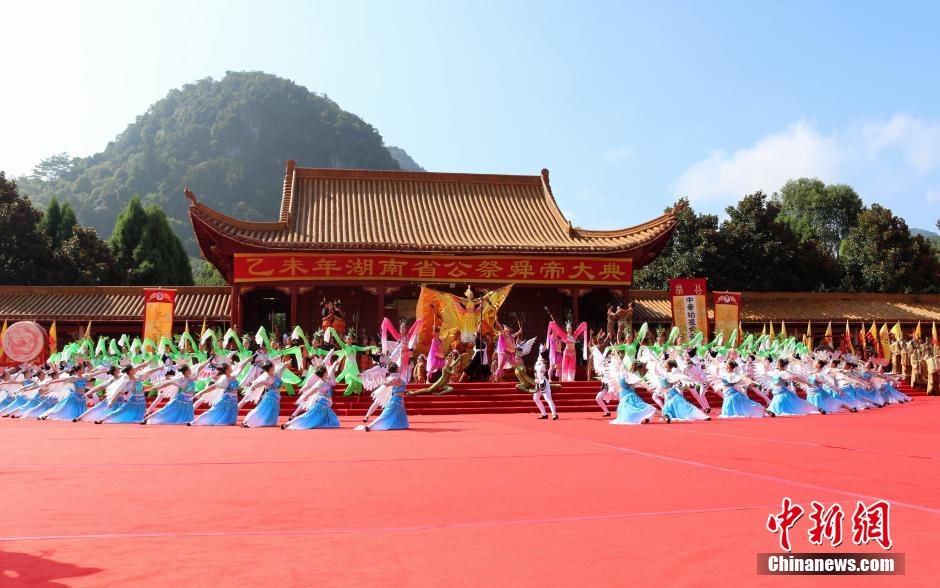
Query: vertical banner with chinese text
143 289 176 343
713 291 741 340
669 278 708 342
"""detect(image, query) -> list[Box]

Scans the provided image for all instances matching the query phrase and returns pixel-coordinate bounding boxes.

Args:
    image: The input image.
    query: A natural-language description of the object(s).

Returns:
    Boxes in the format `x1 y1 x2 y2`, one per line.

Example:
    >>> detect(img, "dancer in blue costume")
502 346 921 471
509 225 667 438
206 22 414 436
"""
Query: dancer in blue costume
824 360 875 409
41 364 103 421
96 364 162 424
0 371 35 417
715 359 767 419
804 371 855 414
240 358 290 428
9 371 56 418
75 366 123 422
766 359 818 416
0 370 22 412
655 360 710 422
360 363 409 431
282 363 340 429
608 362 660 425
871 364 911 403
190 358 251 426
143 364 201 425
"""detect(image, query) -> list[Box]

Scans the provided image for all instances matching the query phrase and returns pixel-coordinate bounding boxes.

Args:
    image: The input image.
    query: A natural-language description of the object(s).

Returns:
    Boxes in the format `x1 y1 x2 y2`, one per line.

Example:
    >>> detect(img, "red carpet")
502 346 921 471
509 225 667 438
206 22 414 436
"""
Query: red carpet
1 398 938 586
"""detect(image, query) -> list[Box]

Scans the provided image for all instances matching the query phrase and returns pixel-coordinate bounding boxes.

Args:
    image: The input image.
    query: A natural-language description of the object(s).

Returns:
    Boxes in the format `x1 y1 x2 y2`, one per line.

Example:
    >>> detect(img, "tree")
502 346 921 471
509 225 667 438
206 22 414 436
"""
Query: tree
58 202 78 243
633 199 722 289
109 196 149 272
714 192 840 291
192 257 227 286
840 204 940 292
39 197 63 247
54 226 120 285
775 178 863 256
0 172 56 284
30 152 74 181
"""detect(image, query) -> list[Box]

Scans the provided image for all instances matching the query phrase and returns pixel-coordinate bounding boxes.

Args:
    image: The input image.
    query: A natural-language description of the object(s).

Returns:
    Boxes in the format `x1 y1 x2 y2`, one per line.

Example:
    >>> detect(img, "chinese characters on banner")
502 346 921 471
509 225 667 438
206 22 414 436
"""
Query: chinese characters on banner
143 289 176 342
766 497 892 552
713 291 741 339
232 253 633 286
669 278 708 342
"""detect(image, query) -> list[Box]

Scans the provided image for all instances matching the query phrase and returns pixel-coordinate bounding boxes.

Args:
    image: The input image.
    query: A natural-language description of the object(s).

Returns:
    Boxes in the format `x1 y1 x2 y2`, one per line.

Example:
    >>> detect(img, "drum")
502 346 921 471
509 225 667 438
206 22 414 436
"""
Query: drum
2 321 47 364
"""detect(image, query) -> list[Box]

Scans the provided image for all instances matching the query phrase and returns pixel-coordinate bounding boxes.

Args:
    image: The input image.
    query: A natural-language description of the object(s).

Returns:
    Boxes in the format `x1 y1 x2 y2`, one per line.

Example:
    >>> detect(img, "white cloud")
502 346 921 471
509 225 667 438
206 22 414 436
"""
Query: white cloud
673 122 841 204
673 115 940 210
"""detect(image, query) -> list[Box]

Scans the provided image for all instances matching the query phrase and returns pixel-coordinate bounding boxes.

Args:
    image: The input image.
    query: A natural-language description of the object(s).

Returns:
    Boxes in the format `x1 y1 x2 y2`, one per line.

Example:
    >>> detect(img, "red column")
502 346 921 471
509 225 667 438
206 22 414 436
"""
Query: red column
377 284 386 321
290 285 298 328
230 285 239 328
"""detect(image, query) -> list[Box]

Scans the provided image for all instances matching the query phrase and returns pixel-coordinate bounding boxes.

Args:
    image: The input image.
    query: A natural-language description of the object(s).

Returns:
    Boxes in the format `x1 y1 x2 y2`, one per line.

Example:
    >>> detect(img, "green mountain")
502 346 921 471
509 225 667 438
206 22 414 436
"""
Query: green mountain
387 146 425 171
18 71 420 253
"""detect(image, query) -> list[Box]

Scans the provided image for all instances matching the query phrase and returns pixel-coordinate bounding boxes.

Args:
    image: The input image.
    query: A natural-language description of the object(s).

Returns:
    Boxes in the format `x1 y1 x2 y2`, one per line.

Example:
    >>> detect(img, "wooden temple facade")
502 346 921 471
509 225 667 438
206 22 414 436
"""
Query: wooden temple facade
187 162 681 336
2 287 939 341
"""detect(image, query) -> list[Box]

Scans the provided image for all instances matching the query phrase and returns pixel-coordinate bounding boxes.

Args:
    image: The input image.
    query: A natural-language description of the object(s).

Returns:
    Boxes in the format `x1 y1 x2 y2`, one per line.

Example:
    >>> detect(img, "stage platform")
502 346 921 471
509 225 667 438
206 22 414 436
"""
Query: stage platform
279 380 929 417
1 397 937 586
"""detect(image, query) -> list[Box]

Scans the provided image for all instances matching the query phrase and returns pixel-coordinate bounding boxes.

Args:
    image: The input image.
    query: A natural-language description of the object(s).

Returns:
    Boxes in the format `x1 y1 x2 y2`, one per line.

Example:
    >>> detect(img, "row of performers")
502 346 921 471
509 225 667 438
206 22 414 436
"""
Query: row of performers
0 352 429 432
577 343 913 424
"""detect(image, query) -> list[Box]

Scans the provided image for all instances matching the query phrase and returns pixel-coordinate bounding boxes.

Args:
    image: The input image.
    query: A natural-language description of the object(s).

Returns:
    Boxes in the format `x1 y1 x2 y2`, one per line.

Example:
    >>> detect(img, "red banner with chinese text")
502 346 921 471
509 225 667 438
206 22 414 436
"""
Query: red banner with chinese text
143 289 176 343
669 278 708 342
712 291 741 340
233 253 633 286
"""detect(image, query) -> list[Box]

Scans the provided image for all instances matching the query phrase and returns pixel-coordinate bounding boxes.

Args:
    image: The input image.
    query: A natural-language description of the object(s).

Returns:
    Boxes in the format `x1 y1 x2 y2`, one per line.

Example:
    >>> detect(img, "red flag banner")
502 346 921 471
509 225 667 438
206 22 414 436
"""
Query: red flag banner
669 278 708 342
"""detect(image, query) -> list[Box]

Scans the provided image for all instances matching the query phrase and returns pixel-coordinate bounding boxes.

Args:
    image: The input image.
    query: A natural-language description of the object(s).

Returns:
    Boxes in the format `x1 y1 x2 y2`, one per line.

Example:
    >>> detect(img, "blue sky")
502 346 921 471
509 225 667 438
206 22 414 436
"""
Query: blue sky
4 0 940 231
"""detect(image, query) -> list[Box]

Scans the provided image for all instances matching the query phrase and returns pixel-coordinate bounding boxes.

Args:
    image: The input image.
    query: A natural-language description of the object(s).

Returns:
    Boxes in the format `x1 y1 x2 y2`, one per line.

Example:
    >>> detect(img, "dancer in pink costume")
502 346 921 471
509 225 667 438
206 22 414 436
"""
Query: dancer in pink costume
379 317 424 383
426 327 446 382
546 320 588 382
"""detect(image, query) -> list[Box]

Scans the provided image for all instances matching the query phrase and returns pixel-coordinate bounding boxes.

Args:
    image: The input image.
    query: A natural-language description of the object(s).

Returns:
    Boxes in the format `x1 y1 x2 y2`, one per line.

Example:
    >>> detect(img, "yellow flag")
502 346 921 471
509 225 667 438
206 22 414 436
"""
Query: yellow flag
0 320 7 361
913 321 922 340
200 318 207 339
823 321 832 346
879 324 891 358
769 321 775 339
761 323 766 337
48 321 58 355
83 320 92 340
890 322 903 341
780 321 787 339
844 320 854 354
868 322 879 355
933 321 938 346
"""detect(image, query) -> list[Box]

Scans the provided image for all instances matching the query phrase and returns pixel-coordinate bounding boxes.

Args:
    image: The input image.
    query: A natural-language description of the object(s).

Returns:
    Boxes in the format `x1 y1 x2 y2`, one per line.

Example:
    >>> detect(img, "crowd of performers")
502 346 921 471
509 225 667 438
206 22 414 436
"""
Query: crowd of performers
0 316 917 431
0 324 419 432
582 325 914 425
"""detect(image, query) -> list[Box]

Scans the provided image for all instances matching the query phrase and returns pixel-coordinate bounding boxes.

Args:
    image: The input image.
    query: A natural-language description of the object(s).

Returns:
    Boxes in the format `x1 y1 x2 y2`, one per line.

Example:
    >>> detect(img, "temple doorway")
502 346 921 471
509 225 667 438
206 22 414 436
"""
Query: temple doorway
242 288 291 336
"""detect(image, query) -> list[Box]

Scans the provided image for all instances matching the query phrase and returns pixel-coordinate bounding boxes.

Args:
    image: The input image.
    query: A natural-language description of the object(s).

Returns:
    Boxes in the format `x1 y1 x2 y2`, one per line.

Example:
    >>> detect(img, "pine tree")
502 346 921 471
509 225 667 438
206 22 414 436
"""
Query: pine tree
40 197 63 247
111 199 193 285
109 196 149 272
58 202 78 244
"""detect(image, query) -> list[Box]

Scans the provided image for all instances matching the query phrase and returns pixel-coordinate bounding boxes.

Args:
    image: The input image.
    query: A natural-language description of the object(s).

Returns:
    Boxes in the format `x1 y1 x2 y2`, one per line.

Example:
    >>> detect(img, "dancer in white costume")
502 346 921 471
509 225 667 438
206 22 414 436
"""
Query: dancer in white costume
532 352 558 420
